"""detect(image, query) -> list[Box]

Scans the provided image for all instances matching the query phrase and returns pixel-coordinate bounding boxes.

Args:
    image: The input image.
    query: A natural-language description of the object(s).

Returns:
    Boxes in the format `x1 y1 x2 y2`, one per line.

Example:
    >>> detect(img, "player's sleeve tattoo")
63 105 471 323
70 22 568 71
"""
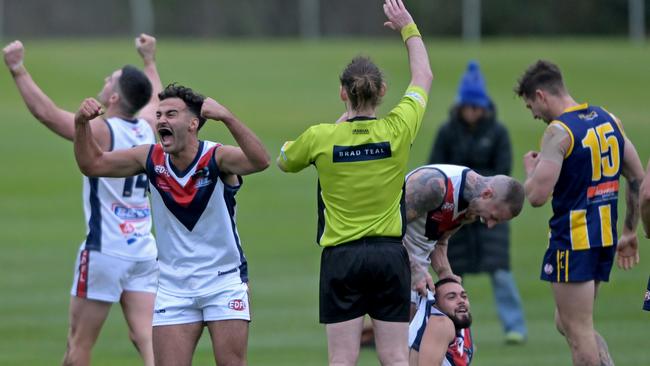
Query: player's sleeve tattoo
405 169 447 223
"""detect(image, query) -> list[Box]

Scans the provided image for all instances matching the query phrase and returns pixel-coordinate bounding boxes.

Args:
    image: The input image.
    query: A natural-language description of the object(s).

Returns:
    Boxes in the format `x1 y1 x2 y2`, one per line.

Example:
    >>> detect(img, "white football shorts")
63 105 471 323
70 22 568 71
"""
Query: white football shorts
70 248 159 302
153 281 250 326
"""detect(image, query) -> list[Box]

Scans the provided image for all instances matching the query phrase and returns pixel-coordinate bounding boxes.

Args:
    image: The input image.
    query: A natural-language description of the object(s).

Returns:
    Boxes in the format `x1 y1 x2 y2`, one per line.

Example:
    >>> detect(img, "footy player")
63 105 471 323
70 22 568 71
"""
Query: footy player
3 35 162 366
516 60 644 366
72 84 269 366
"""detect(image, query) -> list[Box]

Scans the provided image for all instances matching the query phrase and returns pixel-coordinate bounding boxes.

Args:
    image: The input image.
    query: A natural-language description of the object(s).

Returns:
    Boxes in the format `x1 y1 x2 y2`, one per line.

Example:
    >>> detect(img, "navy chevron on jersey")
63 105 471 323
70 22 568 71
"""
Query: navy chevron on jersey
145 141 248 297
81 117 157 260
548 104 625 251
404 165 470 271
409 293 474 366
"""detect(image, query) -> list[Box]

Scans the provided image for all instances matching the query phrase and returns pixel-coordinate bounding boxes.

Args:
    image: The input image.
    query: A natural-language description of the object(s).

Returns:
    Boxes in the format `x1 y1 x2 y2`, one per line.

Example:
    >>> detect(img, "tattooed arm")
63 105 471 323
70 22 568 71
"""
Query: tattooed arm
405 167 447 223
616 134 644 270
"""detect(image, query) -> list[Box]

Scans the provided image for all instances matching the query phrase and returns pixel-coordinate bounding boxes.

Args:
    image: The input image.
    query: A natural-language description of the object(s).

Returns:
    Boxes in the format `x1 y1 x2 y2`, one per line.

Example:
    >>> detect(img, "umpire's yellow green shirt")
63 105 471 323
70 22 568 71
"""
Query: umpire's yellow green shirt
278 86 428 247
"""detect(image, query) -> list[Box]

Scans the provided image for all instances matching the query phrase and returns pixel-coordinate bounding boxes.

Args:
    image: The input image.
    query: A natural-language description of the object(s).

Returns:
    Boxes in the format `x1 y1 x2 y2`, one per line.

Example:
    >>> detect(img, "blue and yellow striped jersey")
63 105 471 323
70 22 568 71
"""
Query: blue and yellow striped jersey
549 104 625 251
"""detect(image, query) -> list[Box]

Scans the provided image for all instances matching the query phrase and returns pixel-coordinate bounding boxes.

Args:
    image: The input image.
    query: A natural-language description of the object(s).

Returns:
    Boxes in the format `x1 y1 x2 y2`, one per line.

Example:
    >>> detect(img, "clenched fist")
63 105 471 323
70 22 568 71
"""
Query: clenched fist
75 98 103 124
135 34 156 63
3 40 25 72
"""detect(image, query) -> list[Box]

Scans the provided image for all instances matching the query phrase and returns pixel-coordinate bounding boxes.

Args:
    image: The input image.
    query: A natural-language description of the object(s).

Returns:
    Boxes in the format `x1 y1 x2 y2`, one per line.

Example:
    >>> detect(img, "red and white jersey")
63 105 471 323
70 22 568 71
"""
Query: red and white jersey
409 292 474 366
80 117 157 261
145 141 248 297
403 164 470 271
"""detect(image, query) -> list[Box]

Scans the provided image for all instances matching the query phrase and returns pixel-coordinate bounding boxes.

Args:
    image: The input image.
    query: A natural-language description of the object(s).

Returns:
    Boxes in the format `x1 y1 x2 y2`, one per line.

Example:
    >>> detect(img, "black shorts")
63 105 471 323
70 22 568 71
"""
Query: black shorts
319 237 411 324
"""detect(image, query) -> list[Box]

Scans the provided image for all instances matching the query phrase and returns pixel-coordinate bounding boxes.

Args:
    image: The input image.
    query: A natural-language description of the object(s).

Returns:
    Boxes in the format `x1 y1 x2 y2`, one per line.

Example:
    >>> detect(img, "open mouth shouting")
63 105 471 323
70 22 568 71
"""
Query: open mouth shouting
157 125 174 147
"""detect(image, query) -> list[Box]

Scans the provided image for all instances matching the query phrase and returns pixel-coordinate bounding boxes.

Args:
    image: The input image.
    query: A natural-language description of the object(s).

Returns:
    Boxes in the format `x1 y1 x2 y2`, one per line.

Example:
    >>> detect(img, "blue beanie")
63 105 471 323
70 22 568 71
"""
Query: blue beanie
456 60 490 108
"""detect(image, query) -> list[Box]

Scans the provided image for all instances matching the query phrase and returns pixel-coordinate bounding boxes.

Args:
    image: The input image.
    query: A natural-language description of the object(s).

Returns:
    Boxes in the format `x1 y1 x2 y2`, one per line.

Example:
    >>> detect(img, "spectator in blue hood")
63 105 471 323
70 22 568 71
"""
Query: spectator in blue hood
428 60 528 345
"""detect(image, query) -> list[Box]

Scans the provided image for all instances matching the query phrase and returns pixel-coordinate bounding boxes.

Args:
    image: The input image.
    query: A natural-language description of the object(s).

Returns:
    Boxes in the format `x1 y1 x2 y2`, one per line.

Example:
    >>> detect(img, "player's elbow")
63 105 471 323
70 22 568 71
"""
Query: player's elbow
257 155 271 171
528 195 547 207
640 185 650 208
526 188 548 207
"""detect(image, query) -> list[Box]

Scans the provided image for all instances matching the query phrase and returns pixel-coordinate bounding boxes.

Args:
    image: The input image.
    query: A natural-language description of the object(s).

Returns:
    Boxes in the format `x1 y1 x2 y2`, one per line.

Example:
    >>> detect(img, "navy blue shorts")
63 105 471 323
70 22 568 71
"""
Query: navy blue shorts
540 246 615 283
643 277 650 311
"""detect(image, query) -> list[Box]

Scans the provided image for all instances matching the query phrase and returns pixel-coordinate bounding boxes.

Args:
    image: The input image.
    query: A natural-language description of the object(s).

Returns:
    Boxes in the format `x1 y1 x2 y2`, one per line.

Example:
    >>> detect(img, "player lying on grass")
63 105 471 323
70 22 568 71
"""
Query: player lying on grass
72 84 269 366
4 35 162 366
408 278 474 366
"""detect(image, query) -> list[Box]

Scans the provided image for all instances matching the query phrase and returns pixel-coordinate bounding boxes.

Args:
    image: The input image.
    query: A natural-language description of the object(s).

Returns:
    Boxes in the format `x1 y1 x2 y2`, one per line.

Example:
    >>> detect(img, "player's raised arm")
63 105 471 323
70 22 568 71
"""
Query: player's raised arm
201 97 270 176
74 98 148 178
135 34 163 128
383 0 433 93
616 135 644 270
3 40 77 140
640 159 650 238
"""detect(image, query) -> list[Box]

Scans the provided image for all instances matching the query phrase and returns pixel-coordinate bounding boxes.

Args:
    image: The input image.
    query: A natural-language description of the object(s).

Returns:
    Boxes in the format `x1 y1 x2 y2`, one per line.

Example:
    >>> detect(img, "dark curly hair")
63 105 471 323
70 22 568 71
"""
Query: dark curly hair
158 83 207 129
118 65 152 115
514 60 565 100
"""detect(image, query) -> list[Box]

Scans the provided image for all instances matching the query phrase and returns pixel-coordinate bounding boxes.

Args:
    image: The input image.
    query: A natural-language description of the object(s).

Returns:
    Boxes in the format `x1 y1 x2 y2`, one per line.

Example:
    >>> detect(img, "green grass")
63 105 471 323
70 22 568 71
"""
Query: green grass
0 38 649 365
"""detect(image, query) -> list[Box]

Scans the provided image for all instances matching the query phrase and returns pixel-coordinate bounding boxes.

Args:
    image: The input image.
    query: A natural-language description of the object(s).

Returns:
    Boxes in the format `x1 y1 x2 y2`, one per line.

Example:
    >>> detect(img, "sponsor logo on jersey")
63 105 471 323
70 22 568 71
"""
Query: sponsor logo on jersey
154 308 166 314
441 202 455 212
578 111 598 121
352 128 369 135
155 165 170 177
193 167 212 188
228 299 247 311
194 177 212 188
544 263 553 275
119 222 135 234
113 205 151 221
333 142 392 163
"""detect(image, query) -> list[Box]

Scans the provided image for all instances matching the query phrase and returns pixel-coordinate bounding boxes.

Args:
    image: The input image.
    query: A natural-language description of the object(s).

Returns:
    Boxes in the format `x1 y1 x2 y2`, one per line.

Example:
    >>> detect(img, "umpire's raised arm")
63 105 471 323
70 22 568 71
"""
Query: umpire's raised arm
383 0 433 93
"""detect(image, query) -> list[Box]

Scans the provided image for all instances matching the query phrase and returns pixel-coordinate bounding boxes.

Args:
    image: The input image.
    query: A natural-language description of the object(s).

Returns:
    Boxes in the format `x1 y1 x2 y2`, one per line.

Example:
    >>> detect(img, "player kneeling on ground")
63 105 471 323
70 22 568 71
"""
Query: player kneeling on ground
409 278 473 366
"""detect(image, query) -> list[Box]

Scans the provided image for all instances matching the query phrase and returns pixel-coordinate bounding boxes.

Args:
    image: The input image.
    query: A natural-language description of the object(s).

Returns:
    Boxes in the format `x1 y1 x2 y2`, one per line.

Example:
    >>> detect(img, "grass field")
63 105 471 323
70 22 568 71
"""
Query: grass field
0 37 649 365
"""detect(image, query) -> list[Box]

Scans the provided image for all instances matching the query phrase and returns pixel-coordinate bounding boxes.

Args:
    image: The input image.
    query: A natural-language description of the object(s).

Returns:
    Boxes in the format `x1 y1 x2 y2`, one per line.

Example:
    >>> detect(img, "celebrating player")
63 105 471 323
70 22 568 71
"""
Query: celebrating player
516 60 645 366
4 35 162 366
72 84 269 366
408 279 474 366
277 0 432 364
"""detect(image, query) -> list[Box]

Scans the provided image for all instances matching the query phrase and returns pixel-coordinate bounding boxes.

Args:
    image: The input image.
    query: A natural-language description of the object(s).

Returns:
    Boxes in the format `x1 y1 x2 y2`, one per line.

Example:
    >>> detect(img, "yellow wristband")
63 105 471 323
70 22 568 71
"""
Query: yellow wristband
400 23 421 42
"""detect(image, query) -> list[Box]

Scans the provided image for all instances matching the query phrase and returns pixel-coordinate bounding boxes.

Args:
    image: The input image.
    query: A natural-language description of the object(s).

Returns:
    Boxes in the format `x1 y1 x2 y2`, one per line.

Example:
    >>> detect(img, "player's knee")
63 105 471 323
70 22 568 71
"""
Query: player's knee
128 328 151 350
376 346 409 366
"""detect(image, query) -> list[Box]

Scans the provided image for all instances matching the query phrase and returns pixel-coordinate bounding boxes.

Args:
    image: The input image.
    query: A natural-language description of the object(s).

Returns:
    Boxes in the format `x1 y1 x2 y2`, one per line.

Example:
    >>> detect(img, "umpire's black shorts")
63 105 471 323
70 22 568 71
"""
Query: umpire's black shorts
319 236 411 324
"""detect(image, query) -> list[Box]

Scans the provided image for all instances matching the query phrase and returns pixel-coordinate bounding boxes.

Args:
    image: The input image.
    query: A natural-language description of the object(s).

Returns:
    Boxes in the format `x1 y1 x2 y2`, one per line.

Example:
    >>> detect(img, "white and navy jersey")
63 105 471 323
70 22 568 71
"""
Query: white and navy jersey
403 164 470 271
80 117 157 261
409 292 474 366
145 140 248 297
